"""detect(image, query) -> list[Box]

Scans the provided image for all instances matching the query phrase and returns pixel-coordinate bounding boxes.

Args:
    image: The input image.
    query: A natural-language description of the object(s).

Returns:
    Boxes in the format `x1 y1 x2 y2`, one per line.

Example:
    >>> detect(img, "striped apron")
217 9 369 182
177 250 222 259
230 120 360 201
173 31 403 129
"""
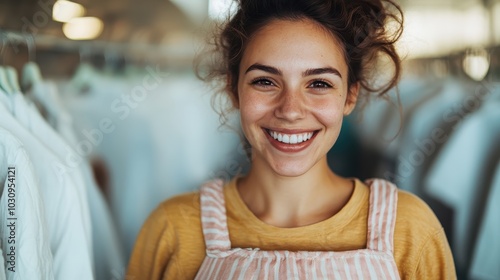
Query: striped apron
194 179 400 279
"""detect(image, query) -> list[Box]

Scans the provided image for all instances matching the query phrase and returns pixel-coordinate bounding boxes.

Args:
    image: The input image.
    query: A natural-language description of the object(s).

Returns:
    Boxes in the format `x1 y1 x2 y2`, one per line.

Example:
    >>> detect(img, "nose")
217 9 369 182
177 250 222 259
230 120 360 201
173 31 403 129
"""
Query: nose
274 88 306 121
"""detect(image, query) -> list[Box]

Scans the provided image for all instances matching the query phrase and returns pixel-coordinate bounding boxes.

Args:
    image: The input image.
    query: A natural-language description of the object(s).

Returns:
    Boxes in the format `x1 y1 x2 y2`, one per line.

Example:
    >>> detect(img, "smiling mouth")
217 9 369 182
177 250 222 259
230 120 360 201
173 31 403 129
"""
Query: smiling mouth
265 129 318 144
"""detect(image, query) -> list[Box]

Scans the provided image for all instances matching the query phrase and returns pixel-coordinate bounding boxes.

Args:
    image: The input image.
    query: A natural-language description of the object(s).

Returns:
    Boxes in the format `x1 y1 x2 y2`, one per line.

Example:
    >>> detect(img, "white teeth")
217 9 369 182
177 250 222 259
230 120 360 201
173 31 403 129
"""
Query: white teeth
268 130 315 144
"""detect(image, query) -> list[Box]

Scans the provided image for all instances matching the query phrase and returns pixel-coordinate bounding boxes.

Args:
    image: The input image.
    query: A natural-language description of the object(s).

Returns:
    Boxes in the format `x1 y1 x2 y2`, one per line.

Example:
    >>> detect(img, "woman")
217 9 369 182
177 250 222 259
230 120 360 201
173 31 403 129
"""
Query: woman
127 0 456 279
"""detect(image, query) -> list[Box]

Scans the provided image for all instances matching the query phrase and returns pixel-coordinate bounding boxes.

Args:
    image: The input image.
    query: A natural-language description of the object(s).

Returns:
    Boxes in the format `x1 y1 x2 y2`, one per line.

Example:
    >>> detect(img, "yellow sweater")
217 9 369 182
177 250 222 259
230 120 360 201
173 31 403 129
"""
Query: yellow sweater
127 178 456 279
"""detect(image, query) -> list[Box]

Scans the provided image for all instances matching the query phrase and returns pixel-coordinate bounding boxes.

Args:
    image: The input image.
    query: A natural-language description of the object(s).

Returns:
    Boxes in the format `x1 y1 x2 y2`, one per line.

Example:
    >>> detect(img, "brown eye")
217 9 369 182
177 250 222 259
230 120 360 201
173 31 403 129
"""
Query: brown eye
308 80 333 88
251 78 275 87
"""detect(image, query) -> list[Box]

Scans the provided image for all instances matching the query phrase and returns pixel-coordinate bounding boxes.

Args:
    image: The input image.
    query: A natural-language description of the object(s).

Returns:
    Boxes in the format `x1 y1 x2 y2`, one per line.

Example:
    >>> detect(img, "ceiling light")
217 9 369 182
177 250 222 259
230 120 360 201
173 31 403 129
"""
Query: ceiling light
53 0 86 23
63 17 104 40
463 49 490 81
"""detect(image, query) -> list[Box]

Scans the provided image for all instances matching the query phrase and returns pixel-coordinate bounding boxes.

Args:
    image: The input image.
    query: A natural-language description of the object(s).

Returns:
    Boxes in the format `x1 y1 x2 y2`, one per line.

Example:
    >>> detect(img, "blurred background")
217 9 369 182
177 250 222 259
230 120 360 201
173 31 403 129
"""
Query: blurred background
0 0 499 279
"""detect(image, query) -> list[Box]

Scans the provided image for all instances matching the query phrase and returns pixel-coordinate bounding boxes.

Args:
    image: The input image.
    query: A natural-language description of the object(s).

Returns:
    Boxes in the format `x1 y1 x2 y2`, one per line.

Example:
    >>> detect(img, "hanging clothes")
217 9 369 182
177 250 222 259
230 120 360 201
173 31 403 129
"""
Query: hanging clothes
424 84 500 271
469 159 500 280
59 70 248 260
0 125 54 280
10 92 93 257
396 78 479 195
27 77 126 280
26 79 77 145
0 247 5 280
354 77 442 179
0 91 94 279
59 72 157 259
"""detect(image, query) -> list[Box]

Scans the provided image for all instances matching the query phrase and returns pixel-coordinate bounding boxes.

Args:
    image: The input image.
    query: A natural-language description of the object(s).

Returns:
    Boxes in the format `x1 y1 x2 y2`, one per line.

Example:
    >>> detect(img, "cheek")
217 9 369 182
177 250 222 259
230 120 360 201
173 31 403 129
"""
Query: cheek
239 93 270 132
311 98 346 127
239 90 272 116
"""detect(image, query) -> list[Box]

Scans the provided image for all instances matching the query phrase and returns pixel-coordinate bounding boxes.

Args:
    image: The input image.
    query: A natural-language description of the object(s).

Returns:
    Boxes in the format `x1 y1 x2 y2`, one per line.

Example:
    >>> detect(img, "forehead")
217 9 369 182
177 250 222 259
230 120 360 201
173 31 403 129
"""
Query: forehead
241 19 348 76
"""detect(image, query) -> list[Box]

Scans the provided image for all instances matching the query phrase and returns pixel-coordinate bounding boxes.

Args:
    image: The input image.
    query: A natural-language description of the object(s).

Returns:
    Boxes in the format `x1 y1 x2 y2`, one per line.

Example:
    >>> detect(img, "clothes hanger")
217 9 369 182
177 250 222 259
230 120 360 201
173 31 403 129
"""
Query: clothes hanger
5 66 21 93
71 46 96 93
22 62 42 90
21 34 42 91
72 62 96 93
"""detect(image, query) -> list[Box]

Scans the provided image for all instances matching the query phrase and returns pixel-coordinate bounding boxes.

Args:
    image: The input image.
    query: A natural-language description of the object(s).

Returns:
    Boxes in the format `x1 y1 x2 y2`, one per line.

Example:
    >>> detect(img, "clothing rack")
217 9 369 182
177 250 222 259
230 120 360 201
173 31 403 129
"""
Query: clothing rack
0 29 196 67
403 45 500 82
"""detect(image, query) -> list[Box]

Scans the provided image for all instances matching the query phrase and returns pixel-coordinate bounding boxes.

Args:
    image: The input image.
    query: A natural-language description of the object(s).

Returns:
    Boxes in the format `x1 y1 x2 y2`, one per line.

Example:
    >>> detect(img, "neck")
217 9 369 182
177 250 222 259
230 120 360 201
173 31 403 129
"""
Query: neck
237 156 353 228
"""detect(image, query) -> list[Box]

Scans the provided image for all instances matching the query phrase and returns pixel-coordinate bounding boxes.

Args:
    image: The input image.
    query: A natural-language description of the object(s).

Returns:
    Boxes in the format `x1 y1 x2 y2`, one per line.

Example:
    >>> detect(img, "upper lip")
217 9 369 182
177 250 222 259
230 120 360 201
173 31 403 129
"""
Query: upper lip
264 127 320 134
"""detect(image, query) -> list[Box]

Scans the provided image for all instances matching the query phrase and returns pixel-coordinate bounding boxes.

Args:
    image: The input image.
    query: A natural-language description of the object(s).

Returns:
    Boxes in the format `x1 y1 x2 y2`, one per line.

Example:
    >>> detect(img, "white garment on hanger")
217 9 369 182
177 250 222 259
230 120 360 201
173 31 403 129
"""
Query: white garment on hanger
382 78 443 156
11 92 93 255
27 80 77 145
0 94 94 280
0 126 54 280
353 78 442 179
25 82 126 280
0 247 6 280
354 78 439 152
59 75 143 260
468 84 500 280
425 88 500 270
469 159 500 280
397 78 476 195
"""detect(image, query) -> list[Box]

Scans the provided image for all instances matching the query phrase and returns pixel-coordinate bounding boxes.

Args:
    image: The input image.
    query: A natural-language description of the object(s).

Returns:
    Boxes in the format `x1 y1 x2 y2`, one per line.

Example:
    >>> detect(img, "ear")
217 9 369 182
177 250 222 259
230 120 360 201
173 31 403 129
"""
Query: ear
343 82 359 116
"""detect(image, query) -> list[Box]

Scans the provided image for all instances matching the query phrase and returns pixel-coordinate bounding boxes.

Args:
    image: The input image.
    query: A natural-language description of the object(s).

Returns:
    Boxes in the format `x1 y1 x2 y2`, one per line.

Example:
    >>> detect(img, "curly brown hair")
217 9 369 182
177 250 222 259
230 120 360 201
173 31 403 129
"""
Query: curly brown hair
197 0 404 123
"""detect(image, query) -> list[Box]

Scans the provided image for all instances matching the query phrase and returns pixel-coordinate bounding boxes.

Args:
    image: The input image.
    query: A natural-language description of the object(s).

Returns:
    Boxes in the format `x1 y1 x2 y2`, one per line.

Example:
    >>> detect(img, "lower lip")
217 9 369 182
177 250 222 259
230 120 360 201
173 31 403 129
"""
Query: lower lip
263 129 318 153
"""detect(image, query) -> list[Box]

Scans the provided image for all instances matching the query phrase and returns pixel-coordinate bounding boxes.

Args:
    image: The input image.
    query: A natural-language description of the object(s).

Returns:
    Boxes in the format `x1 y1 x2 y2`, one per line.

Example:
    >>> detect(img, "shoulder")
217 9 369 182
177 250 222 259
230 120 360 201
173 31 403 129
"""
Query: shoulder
128 190 205 279
159 191 201 213
394 189 444 248
393 189 455 278
136 190 203 255
137 190 202 243
395 189 443 232
153 191 201 228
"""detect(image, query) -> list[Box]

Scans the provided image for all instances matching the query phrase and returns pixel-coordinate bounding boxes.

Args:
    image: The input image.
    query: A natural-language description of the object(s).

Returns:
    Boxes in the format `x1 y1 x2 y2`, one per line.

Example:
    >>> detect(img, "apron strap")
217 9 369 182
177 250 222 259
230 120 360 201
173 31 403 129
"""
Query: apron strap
365 179 399 254
200 179 232 253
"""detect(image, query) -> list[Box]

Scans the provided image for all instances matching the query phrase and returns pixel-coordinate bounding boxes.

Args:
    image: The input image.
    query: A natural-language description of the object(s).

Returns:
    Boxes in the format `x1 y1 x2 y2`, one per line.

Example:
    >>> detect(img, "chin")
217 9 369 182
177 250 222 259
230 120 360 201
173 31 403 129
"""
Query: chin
270 162 311 177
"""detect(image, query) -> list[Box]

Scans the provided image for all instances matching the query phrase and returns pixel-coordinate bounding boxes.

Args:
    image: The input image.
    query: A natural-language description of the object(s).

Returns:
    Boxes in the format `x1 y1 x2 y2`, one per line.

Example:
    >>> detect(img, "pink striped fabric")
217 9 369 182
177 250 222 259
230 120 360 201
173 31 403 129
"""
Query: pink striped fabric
194 179 400 280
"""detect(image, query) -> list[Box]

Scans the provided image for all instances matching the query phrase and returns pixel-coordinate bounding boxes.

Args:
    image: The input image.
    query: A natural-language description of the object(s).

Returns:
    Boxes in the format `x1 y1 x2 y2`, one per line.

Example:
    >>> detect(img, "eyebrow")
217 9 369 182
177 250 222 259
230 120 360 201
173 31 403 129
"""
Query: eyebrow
245 63 342 79
303 67 342 79
245 64 282 75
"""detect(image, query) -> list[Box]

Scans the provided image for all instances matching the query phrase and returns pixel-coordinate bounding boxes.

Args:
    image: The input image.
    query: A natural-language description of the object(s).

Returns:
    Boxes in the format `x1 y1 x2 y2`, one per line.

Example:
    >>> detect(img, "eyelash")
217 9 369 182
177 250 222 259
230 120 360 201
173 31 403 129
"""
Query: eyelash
308 79 333 89
249 78 335 90
250 78 275 87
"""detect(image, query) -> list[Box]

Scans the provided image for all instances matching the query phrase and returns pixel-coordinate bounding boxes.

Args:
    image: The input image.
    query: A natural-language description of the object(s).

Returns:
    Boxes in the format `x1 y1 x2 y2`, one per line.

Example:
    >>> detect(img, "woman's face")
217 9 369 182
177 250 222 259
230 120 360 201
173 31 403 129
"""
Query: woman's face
237 19 358 177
